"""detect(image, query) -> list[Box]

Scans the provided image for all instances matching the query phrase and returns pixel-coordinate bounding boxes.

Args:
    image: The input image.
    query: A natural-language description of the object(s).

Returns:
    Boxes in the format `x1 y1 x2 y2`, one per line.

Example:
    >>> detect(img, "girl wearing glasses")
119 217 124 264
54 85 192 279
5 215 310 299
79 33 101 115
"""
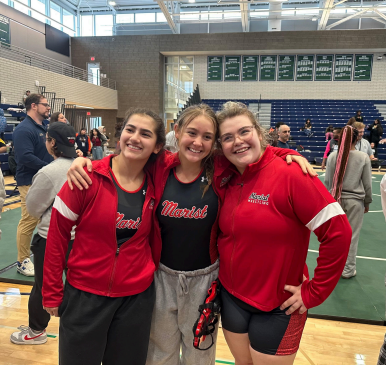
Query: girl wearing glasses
66 104 314 364
215 102 351 365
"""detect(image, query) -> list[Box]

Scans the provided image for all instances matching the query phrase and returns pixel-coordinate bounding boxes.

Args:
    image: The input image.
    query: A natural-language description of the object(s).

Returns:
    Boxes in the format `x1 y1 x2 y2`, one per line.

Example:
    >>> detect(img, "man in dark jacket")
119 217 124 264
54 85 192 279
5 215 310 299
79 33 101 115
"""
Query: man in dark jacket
13 94 53 276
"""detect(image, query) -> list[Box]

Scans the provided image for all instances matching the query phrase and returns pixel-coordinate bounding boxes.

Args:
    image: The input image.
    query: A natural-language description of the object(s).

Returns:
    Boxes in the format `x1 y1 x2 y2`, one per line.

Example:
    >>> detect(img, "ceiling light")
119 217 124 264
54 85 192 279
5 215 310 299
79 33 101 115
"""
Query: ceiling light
312 16 318 21
109 1 116 5
189 0 196 3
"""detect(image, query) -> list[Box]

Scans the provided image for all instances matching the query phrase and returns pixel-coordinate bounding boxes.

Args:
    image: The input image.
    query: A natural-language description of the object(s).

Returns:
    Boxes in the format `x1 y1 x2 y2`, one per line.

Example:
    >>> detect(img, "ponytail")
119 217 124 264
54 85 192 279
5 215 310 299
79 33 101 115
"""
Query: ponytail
331 126 358 202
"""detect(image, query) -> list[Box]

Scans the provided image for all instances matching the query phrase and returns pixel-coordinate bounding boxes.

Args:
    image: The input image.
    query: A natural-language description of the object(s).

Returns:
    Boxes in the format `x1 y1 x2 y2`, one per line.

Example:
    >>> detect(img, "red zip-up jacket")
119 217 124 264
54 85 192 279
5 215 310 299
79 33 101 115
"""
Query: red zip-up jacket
42 155 157 308
150 147 301 269
214 146 351 311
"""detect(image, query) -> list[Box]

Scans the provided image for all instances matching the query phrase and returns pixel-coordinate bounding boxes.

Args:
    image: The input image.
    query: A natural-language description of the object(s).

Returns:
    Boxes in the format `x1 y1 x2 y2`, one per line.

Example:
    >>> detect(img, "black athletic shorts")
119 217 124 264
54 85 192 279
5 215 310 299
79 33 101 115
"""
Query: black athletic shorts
221 287 307 356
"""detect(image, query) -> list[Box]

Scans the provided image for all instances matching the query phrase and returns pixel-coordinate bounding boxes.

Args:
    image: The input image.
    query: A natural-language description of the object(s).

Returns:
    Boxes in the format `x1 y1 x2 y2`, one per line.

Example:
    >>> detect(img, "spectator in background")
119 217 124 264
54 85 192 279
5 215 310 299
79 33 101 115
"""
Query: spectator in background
325 125 372 279
277 124 291 148
23 91 30 104
353 122 377 160
75 128 91 157
368 119 383 152
376 173 386 365
98 126 109 156
302 119 314 138
90 128 103 160
50 112 68 124
10 122 77 346
0 136 6 153
269 121 285 147
0 167 5 241
321 127 341 170
13 94 54 276
325 124 334 141
355 110 364 123
165 129 178 152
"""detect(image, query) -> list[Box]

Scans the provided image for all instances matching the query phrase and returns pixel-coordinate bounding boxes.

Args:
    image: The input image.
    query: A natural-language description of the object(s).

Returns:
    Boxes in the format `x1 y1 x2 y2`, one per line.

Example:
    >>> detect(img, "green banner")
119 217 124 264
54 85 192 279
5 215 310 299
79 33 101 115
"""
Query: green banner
334 54 353 81
207 56 223 81
224 56 241 81
260 56 277 81
0 14 10 45
242 56 258 81
315 55 333 81
354 54 373 81
278 55 295 81
296 55 314 81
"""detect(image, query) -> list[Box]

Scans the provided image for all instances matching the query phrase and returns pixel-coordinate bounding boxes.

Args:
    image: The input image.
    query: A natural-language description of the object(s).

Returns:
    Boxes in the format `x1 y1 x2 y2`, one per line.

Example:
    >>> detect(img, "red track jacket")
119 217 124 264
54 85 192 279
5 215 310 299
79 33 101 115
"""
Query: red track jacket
42 155 156 307
214 146 351 311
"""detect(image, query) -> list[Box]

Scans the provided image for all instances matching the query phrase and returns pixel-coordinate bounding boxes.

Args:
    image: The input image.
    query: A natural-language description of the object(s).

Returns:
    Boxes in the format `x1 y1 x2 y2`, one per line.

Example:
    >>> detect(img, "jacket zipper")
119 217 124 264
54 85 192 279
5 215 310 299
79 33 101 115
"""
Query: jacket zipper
107 183 120 296
230 180 244 291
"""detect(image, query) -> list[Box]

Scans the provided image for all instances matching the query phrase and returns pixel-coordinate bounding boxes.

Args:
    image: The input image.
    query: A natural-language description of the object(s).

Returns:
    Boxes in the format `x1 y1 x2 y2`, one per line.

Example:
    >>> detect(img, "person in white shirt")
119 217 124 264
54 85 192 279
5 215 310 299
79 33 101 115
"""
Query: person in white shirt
353 122 377 160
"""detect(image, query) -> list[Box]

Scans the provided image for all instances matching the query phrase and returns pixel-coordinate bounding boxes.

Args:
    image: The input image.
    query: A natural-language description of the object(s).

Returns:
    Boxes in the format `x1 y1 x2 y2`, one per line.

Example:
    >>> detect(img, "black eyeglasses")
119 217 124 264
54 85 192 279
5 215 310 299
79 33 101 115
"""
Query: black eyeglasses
36 103 50 108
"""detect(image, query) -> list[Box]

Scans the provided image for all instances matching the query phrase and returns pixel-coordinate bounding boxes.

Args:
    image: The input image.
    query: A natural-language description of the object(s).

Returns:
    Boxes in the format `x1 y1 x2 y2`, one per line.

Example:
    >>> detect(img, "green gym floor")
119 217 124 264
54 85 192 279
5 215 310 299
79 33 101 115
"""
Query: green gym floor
0 171 385 324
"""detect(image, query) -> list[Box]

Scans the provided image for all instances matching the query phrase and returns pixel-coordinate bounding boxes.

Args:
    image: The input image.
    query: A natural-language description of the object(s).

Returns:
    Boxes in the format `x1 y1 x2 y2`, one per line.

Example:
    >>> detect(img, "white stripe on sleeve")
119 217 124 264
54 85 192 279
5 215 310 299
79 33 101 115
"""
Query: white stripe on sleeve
306 202 345 232
53 196 79 222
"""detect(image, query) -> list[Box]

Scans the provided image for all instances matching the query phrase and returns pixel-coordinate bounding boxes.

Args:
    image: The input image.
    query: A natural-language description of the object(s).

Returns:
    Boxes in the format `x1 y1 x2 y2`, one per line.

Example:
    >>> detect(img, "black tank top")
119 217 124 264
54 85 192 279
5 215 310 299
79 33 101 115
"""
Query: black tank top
109 168 147 246
156 168 218 271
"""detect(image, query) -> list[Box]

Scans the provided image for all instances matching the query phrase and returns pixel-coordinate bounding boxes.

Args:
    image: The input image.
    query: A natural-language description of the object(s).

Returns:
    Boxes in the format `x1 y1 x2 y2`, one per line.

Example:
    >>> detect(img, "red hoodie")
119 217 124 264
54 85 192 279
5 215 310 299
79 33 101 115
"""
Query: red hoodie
42 155 157 308
214 146 351 311
150 147 302 269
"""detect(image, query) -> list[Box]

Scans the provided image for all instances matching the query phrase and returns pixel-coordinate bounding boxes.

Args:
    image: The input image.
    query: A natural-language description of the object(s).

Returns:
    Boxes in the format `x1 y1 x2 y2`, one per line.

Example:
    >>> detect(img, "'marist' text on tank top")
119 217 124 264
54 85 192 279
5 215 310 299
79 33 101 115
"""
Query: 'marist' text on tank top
109 168 147 247
156 168 218 271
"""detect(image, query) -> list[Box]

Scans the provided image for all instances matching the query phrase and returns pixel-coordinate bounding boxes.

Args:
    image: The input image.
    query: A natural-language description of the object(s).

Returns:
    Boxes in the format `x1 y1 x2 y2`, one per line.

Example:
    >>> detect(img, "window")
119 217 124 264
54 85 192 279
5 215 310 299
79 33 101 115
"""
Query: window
0 0 9 5
281 8 295 16
116 13 134 23
14 0 29 15
296 9 319 15
95 14 113 36
135 12 155 23
81 15 93 36
50 1 61 23
180 12 199 21
223 11 241 19
63 9 74 30
156 12 166 22
209 11 222 20
31 0 46 23
200 12 208 20
250 11 269 18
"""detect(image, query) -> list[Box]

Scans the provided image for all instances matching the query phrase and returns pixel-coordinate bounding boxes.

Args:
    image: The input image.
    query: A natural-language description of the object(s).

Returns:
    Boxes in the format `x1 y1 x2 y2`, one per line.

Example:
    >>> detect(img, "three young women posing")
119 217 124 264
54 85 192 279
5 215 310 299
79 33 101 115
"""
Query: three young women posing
42 110 165 365
65 103 350 365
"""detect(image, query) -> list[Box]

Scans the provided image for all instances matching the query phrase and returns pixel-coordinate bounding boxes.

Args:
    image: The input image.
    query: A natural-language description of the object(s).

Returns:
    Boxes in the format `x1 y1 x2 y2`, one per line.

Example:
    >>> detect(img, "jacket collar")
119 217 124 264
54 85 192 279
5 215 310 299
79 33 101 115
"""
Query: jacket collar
241 145 276 175
25 115 49 130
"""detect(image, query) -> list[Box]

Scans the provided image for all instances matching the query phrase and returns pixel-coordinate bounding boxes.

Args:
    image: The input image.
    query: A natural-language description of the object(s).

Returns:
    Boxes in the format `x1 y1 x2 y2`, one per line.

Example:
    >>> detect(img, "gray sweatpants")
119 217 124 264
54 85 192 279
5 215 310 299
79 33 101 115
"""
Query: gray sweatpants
146 261 219 365
340 198 364 277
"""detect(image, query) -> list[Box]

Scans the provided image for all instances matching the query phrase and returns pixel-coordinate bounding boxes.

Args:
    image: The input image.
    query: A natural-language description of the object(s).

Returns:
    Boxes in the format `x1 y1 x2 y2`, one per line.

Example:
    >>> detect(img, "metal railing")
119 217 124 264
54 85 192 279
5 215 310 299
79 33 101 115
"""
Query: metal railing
0 41 116 90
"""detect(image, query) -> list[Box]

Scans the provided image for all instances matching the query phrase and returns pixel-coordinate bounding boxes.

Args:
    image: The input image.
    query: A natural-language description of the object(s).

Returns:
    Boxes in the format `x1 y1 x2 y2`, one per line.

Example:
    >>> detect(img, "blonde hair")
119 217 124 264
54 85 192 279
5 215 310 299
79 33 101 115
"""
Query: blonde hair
347 117 356 126
352 121 365 130
216 101 270 149
175 104 218 197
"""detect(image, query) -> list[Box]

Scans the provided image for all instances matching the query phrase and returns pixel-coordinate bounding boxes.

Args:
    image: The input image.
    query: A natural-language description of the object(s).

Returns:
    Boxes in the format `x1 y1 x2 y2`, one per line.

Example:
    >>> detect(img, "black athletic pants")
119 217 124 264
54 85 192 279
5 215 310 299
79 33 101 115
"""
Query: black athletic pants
28 233 73 331
58 281 155 365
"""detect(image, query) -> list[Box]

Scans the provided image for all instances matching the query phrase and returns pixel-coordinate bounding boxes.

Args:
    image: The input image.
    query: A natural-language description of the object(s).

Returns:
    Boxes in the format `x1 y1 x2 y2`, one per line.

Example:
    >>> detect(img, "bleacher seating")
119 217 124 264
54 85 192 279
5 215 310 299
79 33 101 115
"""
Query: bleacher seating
202 99 386 166
0 103 21 174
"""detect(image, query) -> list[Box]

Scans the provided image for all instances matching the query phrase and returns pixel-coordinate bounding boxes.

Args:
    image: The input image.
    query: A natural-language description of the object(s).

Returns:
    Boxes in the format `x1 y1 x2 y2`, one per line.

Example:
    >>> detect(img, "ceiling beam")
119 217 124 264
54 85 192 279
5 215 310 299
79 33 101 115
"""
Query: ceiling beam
318 0 334 30
239 0 250 32
156 1 180 33
374 8 386 21
326 7 369 29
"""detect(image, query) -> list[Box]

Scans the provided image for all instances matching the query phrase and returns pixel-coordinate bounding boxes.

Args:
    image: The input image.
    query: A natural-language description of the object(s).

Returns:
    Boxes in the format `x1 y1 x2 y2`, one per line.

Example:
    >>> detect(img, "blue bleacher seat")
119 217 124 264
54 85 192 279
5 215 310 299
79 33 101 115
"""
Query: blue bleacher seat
1 162 9 171
202 99 385 164
0 153 8 162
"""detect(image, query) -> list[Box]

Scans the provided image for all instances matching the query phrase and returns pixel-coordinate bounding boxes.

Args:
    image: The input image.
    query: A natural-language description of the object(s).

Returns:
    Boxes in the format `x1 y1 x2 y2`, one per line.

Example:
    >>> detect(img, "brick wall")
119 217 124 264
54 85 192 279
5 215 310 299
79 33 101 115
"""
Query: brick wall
70 29 386 116
194 54 386 100
0 58 118 109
